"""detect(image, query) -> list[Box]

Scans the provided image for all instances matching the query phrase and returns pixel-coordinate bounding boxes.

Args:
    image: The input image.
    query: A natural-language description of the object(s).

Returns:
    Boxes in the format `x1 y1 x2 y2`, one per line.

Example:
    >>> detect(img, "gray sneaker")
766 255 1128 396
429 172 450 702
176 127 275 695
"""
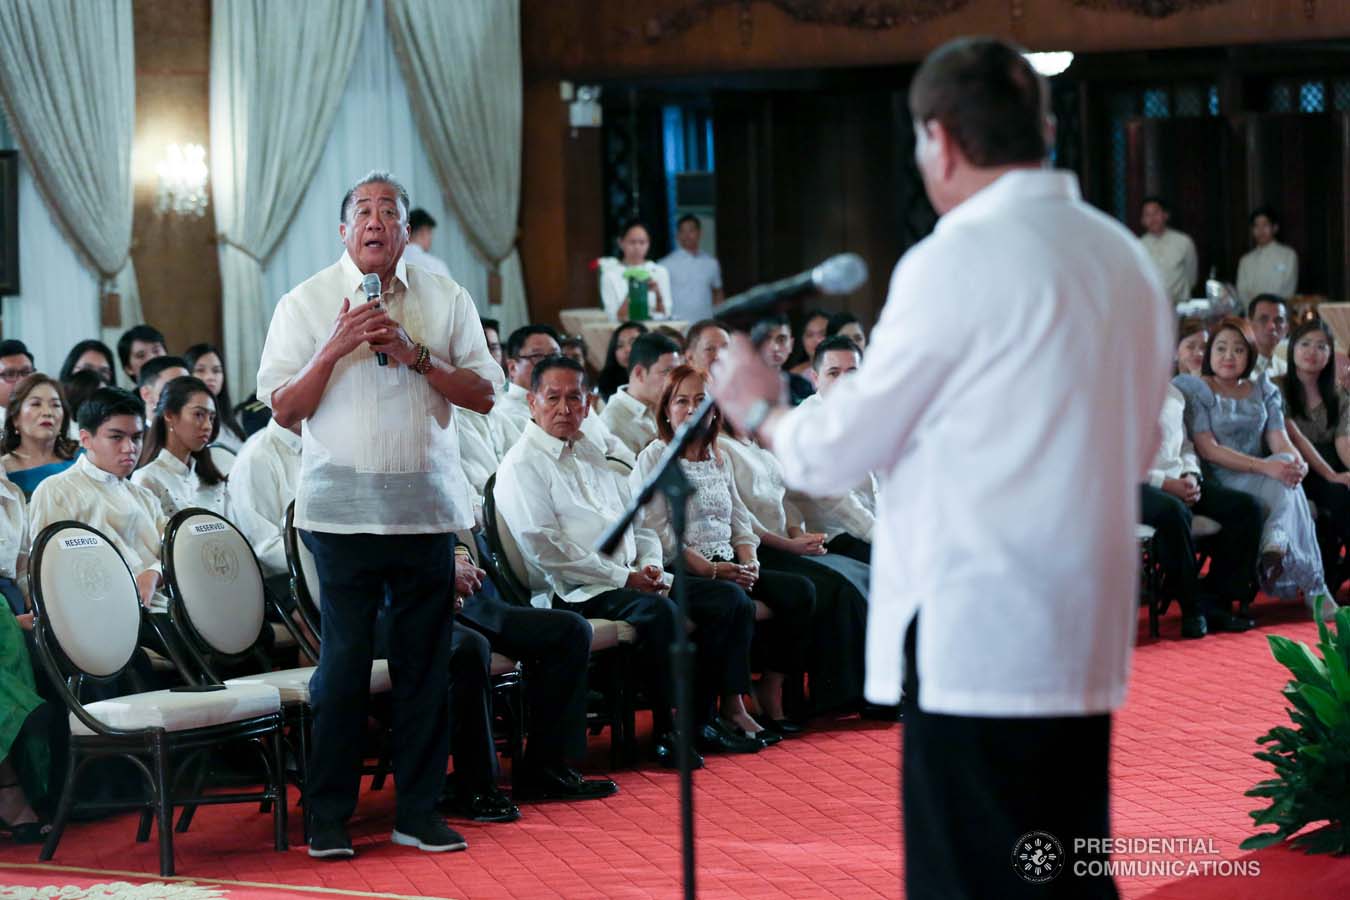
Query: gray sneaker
391 815 468 853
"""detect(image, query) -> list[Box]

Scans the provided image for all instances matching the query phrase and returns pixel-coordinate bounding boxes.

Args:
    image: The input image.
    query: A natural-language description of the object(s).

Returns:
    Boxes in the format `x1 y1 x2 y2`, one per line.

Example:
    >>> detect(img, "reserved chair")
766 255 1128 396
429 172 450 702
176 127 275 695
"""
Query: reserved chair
29 521 287 876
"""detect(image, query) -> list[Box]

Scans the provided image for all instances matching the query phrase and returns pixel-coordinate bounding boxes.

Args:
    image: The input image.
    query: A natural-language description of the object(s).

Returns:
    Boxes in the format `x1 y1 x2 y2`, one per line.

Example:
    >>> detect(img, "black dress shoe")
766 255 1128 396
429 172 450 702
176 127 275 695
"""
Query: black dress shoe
719 717 783 746
308 818 355 859
1206 610 1254 633
651 732 705 769
439 785 521 823
514 765 618 803
761 718 805 736
697 721 762 755
1181 614 1208 639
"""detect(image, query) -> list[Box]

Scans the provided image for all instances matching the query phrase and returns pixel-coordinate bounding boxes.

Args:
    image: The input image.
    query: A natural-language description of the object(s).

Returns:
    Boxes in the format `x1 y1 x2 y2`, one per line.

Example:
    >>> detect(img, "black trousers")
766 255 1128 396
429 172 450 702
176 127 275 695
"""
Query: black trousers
1189 480 1263 608
301 530 454 825
459 595 593 769
567 589 679 734
741 567 816 675
825 533 871 564
902 619 1117 899
1139 485 1201 617
443 624 497 789
756 546 867 712
1300 470 1350 580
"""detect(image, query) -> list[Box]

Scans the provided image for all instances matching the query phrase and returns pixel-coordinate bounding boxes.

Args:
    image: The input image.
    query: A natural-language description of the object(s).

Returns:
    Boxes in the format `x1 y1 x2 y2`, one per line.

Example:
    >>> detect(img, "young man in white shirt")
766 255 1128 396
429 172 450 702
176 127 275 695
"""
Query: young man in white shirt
29 387 166 610
712 38 1173 898
1139 195 1199 305
598 331 681 457
788 337 876 564
1249 294 1290 379
400 208 452 279
1236 206 1297 303
136 356 189 424
658 214 723 323
491 325 634 466
116 324 167 386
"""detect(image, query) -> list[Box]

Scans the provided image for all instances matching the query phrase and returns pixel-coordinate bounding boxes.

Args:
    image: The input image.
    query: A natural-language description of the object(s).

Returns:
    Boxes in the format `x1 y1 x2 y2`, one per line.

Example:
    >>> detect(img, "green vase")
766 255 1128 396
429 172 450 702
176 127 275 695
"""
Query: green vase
627 277 649 321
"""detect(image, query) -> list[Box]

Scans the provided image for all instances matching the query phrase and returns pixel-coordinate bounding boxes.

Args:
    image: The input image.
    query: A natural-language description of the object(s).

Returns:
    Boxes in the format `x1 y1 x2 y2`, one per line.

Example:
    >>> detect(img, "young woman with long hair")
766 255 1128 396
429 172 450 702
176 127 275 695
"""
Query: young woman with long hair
132 375 227 516
183 343 246 451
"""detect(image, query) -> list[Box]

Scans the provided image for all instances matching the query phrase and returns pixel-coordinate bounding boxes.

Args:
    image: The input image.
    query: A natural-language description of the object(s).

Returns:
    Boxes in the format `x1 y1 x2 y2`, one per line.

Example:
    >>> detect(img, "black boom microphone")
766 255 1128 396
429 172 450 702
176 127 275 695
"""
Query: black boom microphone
711 253 868 325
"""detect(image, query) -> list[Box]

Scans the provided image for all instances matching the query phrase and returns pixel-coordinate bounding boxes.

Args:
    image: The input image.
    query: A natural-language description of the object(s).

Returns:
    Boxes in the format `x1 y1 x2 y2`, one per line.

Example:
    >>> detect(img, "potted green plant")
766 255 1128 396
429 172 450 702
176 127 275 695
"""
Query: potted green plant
1243 598 1350 854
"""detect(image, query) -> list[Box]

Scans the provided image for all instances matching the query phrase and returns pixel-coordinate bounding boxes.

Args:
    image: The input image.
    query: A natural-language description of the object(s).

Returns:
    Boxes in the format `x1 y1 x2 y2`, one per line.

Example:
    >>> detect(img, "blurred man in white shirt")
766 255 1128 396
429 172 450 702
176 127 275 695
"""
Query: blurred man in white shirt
401 208 452 279
1139 195 1198 304
1236 206 1297 303
659 214 723 323
712 38 1172 899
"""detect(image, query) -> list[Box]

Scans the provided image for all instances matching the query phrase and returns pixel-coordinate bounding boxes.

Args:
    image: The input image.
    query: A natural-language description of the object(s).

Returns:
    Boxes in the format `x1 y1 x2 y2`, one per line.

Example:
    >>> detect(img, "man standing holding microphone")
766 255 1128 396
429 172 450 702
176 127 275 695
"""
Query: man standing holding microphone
257 170 502 859
711 39 1172 898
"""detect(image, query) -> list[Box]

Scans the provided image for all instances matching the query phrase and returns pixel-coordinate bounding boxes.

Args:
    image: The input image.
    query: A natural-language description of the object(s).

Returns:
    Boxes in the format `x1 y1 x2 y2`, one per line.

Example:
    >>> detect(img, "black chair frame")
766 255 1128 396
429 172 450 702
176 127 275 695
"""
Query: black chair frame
29 521 287 877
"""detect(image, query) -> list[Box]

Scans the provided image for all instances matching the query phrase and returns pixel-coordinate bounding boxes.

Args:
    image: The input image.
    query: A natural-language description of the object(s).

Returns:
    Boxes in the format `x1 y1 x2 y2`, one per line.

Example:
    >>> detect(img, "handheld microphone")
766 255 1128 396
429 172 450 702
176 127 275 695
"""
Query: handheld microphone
712 253 868 325
361 272 387 366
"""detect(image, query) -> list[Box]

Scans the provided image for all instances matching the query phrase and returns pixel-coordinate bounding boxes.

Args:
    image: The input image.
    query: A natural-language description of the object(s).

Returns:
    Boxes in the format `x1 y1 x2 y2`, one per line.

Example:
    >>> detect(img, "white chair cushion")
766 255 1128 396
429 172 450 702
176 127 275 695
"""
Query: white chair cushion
1135 524 1157 541
228 661 392 703
489 653 518 677
1191 515 1223 539
39 526 141 677
72 683 281 736
588 618 637 652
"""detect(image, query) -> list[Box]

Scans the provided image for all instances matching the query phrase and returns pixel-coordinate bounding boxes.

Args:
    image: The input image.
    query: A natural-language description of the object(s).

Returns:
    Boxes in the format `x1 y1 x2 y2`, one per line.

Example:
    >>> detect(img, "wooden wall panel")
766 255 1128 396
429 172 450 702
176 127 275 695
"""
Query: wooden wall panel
131 0 220 354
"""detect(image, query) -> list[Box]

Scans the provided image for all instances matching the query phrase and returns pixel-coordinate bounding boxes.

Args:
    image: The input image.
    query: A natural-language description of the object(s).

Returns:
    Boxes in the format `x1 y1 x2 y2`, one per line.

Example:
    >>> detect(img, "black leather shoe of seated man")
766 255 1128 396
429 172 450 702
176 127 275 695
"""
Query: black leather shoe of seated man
439 784 521 823
308 818 355 859
697 720 762 755
651 732 705 770
514 764 618 803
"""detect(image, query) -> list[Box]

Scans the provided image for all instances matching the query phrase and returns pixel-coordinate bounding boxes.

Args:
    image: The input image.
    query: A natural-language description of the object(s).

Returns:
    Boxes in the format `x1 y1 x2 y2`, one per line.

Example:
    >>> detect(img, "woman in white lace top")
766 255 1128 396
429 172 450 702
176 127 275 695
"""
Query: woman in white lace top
633 366 816 743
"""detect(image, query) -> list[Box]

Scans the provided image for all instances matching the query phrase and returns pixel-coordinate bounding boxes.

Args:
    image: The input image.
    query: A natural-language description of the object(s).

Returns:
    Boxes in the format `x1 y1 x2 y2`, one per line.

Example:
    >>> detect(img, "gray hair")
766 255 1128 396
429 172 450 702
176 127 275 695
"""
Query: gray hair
340 170 411 224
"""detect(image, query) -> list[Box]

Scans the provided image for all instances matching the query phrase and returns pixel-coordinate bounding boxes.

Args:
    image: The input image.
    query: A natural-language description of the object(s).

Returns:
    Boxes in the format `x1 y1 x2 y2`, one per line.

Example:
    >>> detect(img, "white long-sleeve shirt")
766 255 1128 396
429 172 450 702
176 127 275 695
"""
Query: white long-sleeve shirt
0 473 26 583
29 455 168 588
720 435 805 538
226 421 301 579
598 386 659 458
255 252 504 535
1141 227 1198 304
1146 384 1202 488
630 441 758 564
1237 241 1298 302
785 394 877 542
598 259 672 321
771 170 1173 714
494 422 665 607
131 449 228 519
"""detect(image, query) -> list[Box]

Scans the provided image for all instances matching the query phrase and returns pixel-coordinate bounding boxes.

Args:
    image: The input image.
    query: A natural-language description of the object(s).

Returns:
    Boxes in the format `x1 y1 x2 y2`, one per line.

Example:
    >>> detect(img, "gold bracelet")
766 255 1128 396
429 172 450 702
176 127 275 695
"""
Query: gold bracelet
711 561 719 579
411 343 433 375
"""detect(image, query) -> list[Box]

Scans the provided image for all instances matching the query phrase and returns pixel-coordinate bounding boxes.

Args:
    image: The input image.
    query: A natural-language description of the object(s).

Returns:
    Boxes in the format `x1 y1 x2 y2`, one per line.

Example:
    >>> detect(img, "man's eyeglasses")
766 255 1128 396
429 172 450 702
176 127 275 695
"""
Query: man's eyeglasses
0 368 34 383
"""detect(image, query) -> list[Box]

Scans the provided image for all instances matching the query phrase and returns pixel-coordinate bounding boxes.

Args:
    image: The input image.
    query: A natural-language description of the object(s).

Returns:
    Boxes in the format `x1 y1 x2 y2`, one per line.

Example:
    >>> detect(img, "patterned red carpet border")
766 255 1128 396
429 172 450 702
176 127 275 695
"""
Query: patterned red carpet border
3 600 1349 898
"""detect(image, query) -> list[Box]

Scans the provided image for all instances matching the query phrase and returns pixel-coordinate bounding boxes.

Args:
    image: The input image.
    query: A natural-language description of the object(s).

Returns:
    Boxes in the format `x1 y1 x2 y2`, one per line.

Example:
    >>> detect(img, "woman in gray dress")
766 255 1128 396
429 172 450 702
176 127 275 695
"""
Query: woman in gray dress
1173 316 1336 620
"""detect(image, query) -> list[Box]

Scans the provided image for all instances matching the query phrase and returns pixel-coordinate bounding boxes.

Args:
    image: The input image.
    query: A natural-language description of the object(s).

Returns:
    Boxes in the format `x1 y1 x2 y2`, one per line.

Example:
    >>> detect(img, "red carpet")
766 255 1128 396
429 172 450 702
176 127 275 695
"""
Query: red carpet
3 600 1348 899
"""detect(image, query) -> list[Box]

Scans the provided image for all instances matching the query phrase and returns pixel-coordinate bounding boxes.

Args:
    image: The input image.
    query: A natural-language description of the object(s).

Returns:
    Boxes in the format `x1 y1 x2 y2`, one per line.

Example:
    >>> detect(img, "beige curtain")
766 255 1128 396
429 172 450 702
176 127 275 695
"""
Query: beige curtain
211 0 365 396
386 0 529 336
0 0 142 354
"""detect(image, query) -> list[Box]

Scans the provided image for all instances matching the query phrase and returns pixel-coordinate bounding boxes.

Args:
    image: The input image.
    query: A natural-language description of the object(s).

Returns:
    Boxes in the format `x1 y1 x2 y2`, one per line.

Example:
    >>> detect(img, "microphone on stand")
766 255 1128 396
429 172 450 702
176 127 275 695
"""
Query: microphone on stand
712 253 868 325
361 272 387 366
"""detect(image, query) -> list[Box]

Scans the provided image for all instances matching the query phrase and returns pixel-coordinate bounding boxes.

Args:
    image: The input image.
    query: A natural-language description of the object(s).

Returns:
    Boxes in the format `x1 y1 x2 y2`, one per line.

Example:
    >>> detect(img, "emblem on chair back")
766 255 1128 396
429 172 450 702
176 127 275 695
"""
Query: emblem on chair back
36 524 140 678
168 511 264 656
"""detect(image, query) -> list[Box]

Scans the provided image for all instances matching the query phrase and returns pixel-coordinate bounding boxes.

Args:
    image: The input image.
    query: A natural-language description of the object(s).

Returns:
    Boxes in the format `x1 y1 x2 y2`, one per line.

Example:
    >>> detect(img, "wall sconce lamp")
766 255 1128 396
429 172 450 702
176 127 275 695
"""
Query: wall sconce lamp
1024 51 1075 78
155 143 209 217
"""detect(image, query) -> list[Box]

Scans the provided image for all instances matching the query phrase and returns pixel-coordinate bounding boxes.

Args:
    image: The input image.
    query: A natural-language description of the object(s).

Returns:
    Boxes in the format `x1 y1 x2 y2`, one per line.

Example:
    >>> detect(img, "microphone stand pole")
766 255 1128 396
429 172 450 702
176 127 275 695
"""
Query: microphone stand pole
596 393 715 900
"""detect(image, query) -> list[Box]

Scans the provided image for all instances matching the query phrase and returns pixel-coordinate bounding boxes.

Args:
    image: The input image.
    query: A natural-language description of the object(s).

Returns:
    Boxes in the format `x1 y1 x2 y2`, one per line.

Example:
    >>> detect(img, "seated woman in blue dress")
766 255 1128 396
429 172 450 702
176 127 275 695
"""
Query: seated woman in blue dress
1173 316 1336 621
1 375 79 498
